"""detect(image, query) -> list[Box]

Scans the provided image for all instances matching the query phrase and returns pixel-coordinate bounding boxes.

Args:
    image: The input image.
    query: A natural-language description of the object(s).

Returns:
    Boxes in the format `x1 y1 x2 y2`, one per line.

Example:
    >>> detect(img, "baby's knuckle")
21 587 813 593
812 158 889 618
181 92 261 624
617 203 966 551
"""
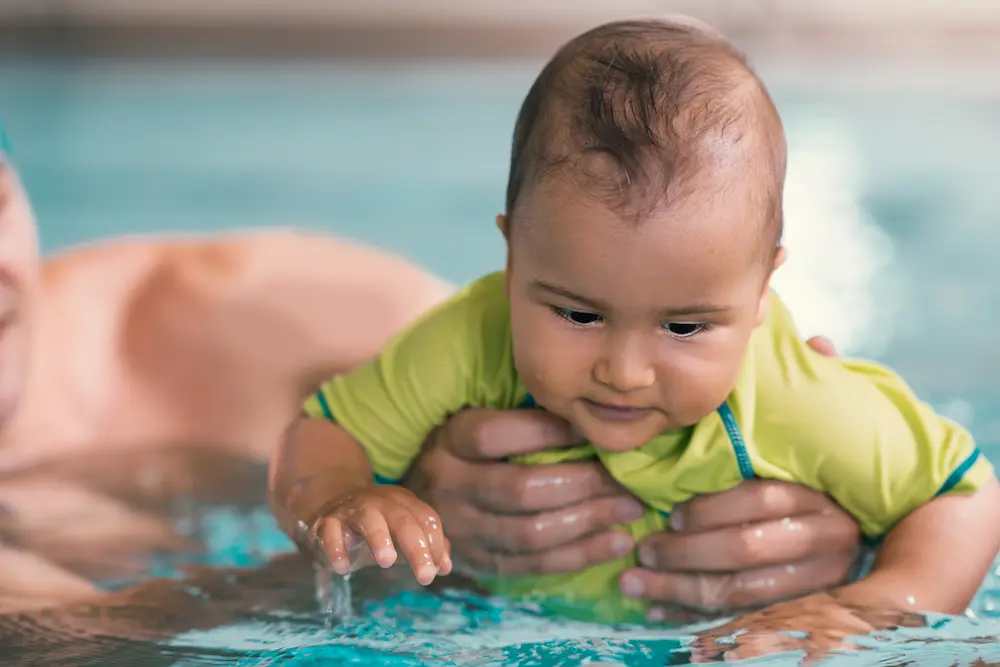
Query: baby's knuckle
384 505 415 526
418 503 443 525
355 504 383 525
322 504 346 520
329 499 359 520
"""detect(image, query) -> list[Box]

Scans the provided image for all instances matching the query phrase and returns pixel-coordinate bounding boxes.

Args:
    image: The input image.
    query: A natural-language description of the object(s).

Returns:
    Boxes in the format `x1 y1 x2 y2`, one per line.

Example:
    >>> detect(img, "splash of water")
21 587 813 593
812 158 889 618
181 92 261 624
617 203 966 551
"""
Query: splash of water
314 563 353 624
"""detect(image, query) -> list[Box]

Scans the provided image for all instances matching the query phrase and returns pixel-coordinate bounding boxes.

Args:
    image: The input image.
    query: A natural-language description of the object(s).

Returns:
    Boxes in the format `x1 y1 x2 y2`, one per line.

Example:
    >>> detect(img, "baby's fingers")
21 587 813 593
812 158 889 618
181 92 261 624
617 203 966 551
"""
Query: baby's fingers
386 506 439 586
346 506 397 569
416 509 451 574
315 516 350 575
439 536 453 576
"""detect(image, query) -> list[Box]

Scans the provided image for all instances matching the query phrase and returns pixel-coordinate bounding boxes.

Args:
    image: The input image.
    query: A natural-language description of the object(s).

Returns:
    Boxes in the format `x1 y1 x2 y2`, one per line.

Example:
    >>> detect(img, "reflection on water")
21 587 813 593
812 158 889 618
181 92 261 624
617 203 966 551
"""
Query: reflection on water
0 447 999 665
0 447 273 593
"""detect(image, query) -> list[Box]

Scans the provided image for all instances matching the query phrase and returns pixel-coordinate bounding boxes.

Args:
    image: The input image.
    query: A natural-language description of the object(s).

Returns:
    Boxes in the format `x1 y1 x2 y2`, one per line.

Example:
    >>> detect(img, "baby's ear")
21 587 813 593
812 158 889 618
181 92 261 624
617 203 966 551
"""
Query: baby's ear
772 245 787 272
496 213 510 239
756 246 786 326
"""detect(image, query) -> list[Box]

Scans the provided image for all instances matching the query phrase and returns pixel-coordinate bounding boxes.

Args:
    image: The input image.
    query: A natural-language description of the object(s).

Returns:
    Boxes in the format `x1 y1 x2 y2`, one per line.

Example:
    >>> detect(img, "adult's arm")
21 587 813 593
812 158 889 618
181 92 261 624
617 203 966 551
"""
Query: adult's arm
151 230 453 388
118 230 453 449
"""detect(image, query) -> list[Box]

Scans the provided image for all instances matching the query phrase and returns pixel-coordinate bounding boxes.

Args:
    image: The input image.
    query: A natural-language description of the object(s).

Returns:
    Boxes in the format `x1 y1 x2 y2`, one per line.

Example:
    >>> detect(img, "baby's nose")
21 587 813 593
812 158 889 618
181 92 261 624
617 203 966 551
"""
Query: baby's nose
595 341 655 392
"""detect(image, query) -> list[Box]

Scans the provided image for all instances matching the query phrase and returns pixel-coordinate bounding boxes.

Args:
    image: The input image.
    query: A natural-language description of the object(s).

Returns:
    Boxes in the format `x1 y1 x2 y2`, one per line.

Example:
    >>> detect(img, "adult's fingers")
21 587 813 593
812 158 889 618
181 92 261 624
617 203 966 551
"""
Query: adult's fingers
460 530 636 577
473 459 632 514
638 510 860 572
671 479 851 533
624 554 856 615
473 495 646 553
435 407 583 461
806 335 841 358
413 407 634 515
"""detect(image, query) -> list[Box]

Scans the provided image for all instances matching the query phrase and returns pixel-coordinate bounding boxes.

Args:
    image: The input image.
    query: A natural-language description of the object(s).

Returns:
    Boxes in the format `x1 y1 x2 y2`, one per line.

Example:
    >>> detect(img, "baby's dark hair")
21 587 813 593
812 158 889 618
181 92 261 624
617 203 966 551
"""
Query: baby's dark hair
505 18 787 256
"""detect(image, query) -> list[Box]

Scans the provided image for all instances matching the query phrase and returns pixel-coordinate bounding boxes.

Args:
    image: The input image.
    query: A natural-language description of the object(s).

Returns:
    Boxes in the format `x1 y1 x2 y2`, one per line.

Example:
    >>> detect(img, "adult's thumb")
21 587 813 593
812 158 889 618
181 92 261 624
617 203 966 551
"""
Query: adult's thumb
437 407 583 461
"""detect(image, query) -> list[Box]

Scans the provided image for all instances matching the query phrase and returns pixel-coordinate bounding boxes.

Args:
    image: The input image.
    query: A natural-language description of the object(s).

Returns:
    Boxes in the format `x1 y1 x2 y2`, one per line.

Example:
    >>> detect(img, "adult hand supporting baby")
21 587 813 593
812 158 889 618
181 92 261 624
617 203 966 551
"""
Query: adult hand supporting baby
623 479 863 621
405 408 643 577
405 335 862 614
624 335 861 620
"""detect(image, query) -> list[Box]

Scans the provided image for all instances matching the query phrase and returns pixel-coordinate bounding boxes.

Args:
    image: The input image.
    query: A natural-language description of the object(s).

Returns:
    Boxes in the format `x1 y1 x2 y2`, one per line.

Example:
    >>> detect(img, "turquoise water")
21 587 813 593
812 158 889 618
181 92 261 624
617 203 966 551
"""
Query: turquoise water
1 57 1000 664
2 494 997 666
5 496 999 666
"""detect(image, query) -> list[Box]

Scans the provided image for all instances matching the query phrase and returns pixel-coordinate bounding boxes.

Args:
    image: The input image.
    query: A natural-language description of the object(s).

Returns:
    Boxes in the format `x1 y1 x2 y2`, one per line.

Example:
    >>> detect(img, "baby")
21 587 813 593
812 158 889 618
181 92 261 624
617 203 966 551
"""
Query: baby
270 18 1000 623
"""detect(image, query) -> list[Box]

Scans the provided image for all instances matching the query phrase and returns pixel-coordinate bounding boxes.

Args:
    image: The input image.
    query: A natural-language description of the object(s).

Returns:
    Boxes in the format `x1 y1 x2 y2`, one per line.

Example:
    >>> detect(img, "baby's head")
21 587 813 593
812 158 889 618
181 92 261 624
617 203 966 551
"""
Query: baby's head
499 18 787 452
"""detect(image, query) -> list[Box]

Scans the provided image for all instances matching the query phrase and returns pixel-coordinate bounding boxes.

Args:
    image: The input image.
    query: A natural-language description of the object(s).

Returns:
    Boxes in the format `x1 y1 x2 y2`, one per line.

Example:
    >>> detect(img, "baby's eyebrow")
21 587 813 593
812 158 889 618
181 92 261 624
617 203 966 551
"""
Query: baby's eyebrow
660 303 730 318
530 280 609 312
530 279 730 318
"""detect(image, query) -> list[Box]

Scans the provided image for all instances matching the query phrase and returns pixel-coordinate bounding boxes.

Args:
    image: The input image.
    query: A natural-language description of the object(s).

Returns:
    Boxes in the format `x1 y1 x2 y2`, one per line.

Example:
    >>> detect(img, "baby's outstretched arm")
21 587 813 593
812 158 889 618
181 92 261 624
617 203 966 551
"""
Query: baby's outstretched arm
834 476 1000 613
269 416 452 586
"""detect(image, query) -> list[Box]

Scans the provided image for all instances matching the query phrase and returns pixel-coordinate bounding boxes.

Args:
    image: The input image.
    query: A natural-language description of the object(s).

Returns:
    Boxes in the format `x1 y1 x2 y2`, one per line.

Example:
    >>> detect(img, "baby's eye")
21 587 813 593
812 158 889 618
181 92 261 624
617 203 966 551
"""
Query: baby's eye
552 306 603 327
664 322 708 338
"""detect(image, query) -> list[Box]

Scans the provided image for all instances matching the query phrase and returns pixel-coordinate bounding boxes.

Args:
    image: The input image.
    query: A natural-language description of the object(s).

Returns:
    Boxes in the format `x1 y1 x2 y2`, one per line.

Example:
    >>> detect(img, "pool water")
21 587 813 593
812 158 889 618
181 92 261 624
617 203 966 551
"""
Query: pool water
5 487 1000 666
1 472 999 667
0 56 999 664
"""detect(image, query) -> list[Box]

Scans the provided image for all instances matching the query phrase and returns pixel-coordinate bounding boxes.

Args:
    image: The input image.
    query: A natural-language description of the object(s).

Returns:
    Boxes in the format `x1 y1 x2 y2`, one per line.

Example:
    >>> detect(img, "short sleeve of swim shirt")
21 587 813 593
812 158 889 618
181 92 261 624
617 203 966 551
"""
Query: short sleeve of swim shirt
745 292 993 540
302 271 524 483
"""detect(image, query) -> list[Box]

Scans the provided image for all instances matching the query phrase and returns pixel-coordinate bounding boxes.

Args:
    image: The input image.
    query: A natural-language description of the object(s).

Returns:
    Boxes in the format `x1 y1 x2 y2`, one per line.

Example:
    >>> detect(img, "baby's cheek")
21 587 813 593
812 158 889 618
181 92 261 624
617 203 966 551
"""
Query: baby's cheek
513 327 581 403
659 352 739 419
512 338 552 395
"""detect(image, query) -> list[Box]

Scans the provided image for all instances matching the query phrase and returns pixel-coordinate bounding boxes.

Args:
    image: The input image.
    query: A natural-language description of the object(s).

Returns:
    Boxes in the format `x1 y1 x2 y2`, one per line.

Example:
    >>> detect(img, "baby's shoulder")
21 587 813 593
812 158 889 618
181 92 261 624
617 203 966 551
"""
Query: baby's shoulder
420 271 522 405
431 271 511 338
402 270 515 377
746 291 923 451
751 291 854 388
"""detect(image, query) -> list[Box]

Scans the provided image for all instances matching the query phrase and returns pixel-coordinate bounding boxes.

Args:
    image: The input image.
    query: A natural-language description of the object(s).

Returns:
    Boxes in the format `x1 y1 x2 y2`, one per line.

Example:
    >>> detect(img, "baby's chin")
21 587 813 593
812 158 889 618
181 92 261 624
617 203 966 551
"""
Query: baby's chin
574 408 715 452
574 419 666 453
523 401 645 452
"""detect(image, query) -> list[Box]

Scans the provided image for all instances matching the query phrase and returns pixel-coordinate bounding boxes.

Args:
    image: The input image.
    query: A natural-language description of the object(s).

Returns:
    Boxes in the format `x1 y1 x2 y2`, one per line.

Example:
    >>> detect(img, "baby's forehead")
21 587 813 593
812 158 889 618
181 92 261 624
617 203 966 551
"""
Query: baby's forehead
518 176 770 260
514 191 769 307
519 147 772 230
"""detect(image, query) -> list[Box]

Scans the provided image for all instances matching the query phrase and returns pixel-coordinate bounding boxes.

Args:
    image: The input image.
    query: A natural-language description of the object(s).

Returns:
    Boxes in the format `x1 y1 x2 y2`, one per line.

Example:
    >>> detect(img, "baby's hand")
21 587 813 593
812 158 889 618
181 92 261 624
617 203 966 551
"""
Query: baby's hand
313 485 452 586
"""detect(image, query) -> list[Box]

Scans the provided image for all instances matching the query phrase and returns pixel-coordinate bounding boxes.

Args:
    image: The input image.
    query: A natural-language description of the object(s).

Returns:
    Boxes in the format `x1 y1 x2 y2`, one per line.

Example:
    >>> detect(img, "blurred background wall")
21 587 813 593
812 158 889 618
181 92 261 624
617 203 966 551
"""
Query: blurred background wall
0 1 998 441
1 0 999 61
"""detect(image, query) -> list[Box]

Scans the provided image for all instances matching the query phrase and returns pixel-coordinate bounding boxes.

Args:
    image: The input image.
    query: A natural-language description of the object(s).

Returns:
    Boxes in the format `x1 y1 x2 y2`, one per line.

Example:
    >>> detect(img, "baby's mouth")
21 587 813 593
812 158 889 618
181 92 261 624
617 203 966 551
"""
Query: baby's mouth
582 399 654 422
